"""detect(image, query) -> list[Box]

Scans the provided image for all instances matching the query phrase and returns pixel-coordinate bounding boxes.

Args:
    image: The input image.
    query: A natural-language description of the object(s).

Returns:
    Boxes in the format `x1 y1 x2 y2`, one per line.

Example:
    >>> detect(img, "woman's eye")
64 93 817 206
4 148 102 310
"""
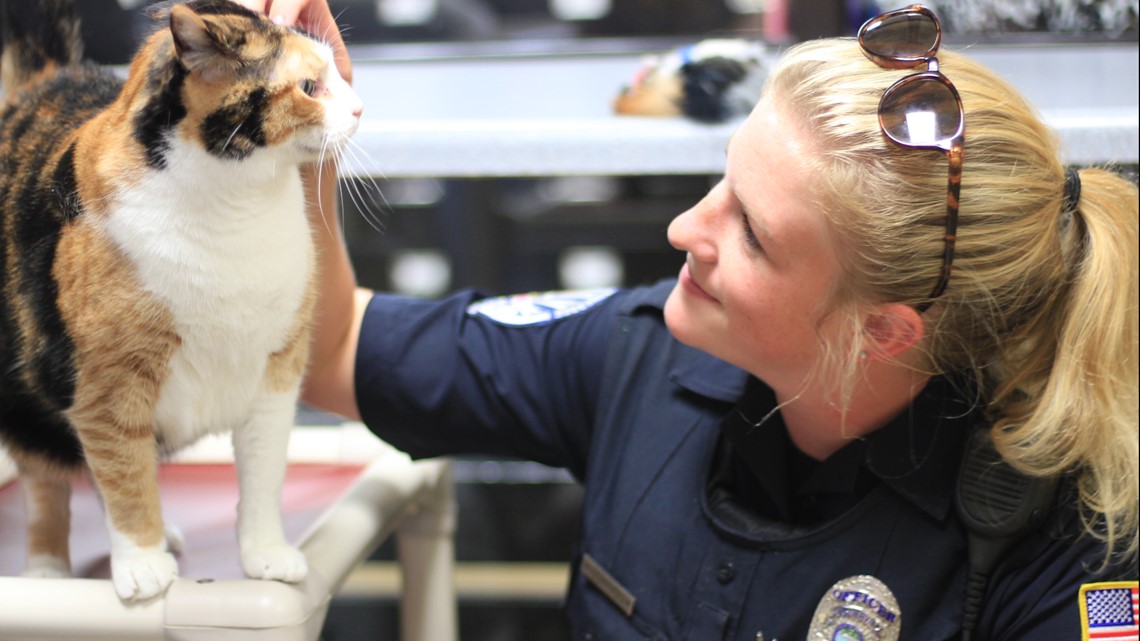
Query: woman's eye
299 79 319 97
741 212 762 251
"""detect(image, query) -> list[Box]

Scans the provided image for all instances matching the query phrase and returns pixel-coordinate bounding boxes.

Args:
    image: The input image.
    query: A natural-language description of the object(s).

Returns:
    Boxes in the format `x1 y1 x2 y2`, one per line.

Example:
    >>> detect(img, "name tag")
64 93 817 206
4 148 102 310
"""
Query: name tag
581 553 637 618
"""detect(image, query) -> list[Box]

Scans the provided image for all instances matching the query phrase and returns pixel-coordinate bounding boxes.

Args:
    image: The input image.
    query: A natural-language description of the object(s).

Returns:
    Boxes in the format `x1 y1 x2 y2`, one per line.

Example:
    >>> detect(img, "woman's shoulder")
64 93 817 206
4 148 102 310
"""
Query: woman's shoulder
614 278 677 314
981 481 1138 640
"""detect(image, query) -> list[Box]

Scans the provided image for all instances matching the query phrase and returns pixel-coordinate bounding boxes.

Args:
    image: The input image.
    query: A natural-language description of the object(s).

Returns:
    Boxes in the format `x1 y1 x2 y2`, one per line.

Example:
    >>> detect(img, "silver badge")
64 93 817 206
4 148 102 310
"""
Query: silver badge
806 575 901 641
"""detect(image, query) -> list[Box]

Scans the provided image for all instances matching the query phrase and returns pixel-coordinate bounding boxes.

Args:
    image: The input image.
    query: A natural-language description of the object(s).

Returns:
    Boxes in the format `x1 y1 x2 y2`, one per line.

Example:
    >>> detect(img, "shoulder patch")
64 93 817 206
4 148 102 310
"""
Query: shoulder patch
1079 581 1138 641
466 288 617 327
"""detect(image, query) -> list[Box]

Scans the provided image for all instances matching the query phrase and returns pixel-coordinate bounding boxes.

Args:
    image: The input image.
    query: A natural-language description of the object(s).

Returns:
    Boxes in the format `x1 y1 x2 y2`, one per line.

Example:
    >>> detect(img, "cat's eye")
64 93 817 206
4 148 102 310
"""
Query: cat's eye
299 79 319 97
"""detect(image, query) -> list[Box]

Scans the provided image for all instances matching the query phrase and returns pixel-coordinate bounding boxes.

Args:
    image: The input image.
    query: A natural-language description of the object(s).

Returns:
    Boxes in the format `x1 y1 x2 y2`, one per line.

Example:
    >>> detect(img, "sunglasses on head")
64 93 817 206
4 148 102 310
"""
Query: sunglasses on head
859 4 964 313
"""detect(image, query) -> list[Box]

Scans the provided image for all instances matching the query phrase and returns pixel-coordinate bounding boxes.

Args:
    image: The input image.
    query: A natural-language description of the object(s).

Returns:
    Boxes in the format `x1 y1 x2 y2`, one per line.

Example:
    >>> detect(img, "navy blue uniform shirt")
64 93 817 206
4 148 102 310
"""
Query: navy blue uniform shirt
355 281 1137 641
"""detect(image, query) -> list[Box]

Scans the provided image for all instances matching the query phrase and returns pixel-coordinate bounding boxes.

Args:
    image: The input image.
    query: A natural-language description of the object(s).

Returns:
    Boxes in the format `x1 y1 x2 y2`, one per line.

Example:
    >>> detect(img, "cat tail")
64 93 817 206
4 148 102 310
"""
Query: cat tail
1 0 84 92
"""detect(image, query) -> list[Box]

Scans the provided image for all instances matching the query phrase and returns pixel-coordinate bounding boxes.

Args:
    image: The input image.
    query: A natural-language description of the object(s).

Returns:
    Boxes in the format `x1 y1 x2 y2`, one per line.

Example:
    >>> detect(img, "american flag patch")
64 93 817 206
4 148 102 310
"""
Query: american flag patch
1080 581 1139 641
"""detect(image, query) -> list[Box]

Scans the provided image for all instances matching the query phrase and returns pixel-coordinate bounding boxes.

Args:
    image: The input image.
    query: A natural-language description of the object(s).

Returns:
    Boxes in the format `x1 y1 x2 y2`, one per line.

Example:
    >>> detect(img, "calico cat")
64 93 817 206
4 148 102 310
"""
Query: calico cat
0 0 362 600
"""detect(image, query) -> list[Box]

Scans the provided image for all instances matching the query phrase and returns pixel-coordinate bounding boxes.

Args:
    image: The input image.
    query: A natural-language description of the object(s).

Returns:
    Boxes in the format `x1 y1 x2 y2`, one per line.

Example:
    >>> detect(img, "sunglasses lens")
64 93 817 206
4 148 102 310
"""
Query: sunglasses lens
879 77 962 147
861 12 939 59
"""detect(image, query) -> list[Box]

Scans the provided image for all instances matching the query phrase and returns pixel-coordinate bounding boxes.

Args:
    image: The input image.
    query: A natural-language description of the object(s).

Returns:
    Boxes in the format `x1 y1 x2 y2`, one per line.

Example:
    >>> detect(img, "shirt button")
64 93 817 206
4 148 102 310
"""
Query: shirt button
716 560 736 585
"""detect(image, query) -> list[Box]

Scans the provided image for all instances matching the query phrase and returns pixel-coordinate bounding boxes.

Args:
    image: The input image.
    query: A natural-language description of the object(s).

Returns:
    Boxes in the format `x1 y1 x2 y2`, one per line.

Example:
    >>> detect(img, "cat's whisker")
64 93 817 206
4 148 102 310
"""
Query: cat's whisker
353 180 390 232
313 142 337 238
314 149 354 244
222 122 243 154
338 141 390 234
344 138 388 184
323 144 360 241
331 8 352 41
313 10 350 57
340 173 386 234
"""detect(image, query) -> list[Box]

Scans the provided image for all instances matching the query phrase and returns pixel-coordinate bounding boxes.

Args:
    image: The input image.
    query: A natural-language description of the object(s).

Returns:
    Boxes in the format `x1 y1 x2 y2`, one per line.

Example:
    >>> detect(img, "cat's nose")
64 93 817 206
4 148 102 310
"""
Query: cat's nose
352 104 364 119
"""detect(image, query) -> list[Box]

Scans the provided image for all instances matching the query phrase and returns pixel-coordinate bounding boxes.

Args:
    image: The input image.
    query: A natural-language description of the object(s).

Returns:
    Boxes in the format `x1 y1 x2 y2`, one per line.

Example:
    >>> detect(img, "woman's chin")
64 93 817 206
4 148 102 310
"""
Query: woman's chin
663 285 701 349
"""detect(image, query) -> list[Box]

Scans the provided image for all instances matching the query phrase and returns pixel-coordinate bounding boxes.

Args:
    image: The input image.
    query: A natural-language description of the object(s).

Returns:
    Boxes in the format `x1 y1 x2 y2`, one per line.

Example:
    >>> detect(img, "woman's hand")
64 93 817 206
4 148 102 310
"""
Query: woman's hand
233 0 353 84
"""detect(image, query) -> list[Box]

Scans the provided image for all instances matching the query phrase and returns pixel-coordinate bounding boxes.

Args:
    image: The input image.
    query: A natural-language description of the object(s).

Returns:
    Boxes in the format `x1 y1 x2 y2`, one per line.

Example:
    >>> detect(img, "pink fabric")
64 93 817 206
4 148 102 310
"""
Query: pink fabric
0 463 362 580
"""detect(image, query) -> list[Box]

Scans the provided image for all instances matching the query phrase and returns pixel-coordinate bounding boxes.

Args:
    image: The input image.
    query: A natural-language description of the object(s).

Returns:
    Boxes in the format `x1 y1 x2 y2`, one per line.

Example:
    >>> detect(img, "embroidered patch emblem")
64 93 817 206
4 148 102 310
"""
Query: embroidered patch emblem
1079 581 1138 641
466 288 617 326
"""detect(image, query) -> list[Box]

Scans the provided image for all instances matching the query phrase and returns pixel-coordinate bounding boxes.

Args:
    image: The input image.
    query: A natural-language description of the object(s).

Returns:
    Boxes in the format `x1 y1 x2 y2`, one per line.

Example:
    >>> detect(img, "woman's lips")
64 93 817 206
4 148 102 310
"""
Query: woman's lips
679 261 717 303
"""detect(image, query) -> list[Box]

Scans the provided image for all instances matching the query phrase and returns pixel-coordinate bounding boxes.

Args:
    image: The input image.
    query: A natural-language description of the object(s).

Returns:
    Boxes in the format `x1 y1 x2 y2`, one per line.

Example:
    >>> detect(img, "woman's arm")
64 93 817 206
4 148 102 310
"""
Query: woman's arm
300 163 368 420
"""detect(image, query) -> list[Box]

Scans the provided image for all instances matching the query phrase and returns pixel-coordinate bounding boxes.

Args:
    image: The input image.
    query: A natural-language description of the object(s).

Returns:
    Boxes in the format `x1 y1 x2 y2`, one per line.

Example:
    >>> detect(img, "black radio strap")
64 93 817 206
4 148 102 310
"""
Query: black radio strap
954 426 1058 641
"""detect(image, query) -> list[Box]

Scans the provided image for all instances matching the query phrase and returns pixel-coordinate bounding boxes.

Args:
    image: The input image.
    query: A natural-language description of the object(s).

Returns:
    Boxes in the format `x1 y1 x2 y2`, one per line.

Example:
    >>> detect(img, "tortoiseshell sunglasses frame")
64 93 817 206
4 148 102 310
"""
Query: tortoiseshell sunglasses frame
859 4 964 313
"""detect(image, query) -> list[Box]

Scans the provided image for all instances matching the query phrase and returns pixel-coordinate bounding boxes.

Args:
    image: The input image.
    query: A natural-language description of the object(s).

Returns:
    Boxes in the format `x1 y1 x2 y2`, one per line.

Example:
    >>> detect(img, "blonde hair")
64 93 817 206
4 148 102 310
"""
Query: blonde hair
765 39 1139 561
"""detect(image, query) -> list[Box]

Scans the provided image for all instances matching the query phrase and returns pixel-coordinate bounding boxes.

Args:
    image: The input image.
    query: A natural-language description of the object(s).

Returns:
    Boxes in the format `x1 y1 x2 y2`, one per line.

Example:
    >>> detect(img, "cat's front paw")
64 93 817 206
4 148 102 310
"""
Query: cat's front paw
111 548 178 601
241 543 308 583
22 555 70 579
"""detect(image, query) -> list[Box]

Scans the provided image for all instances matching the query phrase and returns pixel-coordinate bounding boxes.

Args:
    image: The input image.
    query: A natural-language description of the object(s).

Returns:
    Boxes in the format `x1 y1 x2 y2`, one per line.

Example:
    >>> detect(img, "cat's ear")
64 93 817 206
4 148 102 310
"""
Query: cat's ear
169 4 241 82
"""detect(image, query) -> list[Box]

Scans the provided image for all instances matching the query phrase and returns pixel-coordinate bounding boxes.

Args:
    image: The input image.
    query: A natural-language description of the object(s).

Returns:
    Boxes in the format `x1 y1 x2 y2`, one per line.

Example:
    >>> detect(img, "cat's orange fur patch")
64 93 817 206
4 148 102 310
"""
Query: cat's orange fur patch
53 218 181 547
20 474 71 564
265 271 318 394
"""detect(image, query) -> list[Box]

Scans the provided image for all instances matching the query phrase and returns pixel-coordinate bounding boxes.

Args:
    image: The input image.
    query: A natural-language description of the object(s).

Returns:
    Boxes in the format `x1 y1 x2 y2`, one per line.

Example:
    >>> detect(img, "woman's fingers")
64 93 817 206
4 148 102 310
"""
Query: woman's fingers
231 0 353 84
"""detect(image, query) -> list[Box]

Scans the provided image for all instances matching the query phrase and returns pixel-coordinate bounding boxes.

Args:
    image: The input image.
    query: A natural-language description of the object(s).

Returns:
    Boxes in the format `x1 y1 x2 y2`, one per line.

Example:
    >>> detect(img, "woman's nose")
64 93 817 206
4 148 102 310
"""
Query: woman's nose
668 198 718 263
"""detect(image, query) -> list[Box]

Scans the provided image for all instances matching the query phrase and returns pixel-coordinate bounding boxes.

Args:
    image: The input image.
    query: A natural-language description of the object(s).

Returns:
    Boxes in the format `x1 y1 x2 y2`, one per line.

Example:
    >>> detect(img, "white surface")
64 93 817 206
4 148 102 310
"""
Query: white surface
343 42 1139 178
0 425 456 641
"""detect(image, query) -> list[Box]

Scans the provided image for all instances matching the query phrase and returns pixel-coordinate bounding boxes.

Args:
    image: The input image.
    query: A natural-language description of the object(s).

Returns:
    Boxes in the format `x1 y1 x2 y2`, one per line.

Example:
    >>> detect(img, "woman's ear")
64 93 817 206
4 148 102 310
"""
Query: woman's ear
861 303 925 361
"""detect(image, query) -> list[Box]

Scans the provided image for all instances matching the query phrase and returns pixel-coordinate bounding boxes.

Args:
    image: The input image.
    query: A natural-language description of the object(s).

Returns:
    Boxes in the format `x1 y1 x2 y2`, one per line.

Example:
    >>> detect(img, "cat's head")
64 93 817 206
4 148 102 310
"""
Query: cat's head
133 0 361 169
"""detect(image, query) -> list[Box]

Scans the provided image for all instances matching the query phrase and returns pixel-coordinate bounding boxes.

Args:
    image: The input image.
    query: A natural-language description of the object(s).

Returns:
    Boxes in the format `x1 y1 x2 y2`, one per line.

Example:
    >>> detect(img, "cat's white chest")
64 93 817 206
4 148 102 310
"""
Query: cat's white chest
105 163 313 445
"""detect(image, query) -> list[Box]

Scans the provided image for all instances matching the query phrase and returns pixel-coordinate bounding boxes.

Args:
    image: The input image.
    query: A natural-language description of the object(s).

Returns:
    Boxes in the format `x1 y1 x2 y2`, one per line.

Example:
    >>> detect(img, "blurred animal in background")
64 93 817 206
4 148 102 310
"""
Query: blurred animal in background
613 39 767 123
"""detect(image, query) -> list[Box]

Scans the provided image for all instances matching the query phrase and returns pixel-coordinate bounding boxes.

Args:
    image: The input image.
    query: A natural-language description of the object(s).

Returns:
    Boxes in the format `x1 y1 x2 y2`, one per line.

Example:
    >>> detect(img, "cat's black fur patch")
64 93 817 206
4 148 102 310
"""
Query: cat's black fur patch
202 87 269 159
1 65 115 466
185 0 263 20
134 60 188 170
0 389 84 466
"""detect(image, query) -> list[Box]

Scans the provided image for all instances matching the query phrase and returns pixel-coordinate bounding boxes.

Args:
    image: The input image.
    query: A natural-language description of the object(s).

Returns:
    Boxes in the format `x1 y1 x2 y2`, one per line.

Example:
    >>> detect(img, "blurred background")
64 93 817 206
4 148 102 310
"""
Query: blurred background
12 0 1138 639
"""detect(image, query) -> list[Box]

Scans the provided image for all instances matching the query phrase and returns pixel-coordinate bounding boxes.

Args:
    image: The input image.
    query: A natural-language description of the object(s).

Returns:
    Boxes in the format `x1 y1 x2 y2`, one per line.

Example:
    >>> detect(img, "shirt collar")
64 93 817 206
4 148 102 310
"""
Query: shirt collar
666 342 750 402
722 375 977 522
861 375 979 521
624 282 975 521
619 281 751 403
